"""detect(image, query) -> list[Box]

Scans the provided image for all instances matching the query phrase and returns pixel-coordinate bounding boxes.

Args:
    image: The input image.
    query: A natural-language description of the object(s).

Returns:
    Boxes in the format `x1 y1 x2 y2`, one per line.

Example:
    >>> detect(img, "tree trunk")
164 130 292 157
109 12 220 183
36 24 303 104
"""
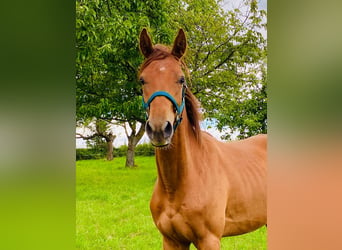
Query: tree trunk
105 133 115 161
124 122 146 168
125 136 135 167
106 139 114 161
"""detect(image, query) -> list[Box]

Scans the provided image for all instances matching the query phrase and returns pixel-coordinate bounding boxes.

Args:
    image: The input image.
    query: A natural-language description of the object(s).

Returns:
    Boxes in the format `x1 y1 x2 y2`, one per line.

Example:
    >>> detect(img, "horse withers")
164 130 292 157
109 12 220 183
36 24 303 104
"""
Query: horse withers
138 28 267 250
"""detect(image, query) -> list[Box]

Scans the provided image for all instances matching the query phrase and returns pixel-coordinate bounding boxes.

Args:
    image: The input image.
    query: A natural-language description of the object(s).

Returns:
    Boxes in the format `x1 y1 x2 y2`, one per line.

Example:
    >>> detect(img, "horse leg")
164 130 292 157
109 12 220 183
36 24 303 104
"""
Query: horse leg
162 236 190 250
195 234 221 250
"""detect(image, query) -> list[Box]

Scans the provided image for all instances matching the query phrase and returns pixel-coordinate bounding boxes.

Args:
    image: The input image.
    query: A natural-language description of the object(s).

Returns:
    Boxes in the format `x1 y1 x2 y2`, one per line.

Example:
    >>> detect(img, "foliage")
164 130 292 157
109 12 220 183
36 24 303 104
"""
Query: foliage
76 148 103 160
76 0 171 123
76 157 267 249
76 119 116 160
135 143 155 156
76 0 173 165
76 0 267 144
114 143 154 157
114 145 128 157
86 136 107 154
166 0 267 139
76 143 155 160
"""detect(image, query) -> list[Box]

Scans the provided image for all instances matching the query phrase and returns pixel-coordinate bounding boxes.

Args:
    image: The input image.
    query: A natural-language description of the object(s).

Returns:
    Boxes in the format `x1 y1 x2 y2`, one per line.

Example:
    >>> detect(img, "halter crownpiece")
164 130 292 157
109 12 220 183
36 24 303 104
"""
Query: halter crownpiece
142 84 187 130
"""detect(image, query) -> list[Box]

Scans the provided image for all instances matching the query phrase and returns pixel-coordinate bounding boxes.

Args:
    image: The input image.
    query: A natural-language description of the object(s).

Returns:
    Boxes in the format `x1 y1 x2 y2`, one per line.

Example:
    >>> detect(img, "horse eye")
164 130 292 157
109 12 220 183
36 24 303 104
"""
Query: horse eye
139 77 145 85
178 76 185 84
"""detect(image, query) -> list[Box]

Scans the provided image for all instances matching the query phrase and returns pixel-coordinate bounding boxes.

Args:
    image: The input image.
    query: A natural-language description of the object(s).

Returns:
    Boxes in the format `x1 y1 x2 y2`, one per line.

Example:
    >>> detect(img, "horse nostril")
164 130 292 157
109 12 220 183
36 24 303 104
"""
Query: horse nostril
146 121 153 137
163 121 173 138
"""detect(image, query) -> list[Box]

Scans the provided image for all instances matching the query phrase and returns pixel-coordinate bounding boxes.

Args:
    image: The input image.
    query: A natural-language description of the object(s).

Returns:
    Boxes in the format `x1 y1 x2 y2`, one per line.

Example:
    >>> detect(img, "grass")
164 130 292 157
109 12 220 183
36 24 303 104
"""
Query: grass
76 157 267 249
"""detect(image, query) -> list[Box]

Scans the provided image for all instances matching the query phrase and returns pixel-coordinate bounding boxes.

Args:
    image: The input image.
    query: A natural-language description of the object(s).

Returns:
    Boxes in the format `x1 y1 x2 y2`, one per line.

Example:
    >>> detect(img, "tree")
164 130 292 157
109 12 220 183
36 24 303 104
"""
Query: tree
76 0 173 166
76 119 116 161
166 0 267 139
123 122 145 167
76 0 267 170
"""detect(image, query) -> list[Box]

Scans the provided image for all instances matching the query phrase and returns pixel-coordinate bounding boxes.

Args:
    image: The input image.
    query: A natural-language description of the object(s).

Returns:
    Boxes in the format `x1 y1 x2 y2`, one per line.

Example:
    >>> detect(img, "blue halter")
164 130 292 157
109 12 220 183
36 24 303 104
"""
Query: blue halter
142 85 186 130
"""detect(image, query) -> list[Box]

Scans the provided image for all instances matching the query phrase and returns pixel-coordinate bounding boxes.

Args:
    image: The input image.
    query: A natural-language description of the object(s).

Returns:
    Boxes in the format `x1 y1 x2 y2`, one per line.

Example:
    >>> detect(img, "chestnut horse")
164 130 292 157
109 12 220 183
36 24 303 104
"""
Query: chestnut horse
138 28 267 250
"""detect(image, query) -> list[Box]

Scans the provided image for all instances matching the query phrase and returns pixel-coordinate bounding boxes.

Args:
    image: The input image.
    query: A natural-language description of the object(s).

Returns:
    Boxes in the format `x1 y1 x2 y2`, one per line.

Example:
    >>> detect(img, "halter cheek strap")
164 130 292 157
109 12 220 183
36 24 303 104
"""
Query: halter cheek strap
142 86 186 130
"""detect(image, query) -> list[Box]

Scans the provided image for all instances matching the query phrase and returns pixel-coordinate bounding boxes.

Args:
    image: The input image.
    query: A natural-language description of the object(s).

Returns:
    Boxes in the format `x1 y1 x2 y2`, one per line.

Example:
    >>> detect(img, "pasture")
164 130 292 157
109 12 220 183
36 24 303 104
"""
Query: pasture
76 157 267 249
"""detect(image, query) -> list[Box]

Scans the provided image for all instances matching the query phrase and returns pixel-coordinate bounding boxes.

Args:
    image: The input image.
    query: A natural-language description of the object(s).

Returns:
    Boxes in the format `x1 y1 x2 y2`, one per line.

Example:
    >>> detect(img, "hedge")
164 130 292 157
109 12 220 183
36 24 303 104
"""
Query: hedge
76 143 155 160
76 148 104 160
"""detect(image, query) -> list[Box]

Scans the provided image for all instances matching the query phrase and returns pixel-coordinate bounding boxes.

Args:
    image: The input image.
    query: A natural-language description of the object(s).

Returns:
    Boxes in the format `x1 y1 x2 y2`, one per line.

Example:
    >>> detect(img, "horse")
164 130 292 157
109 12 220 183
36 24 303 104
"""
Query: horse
138 28 267 250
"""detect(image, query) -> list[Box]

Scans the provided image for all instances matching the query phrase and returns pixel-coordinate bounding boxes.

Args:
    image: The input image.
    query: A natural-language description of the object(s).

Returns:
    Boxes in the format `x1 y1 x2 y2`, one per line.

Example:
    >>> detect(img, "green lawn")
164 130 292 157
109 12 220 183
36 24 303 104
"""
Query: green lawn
76 157 267 249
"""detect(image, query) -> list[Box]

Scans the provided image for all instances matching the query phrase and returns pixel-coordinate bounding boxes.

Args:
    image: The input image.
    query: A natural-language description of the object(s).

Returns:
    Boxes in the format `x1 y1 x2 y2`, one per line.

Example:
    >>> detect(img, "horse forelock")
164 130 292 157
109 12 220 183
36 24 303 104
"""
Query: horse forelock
139 44 202 143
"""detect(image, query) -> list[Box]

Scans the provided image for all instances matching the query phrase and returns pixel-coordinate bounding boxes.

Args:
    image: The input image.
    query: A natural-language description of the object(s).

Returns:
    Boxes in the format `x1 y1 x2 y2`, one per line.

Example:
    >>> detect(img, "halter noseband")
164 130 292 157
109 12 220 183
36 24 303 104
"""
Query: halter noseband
142 84 187 131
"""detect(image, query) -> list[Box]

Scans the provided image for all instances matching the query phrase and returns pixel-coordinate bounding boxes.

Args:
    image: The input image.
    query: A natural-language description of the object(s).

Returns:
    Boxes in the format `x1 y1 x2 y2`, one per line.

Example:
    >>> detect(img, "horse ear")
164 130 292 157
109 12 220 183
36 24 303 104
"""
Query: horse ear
171 29 187 59
139 28 154 58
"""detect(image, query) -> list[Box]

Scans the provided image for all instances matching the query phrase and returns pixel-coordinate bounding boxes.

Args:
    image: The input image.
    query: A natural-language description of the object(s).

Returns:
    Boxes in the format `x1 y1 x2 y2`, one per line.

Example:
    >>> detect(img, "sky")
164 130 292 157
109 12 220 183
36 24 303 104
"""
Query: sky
259 0 267 10
221 0 266 11
76 0 267 148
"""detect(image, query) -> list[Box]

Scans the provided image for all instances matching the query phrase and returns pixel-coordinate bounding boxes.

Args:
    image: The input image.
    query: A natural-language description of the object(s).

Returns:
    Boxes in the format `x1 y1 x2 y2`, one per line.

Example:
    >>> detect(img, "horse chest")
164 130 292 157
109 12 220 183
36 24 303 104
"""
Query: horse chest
153 203 197 241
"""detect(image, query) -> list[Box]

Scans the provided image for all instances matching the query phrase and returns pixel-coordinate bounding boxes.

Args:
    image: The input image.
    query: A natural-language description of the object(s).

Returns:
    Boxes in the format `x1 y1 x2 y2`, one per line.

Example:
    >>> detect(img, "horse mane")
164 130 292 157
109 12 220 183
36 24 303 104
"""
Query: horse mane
184 90 202 142
139 44 202 143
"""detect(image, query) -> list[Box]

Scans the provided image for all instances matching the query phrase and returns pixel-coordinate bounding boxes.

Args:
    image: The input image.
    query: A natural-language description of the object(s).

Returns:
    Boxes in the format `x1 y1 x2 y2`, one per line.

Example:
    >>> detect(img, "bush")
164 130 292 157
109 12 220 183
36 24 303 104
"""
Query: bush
114 145 128 157
76 148 103 160
114 144 154 157
76 143 154 160
135 143 155 156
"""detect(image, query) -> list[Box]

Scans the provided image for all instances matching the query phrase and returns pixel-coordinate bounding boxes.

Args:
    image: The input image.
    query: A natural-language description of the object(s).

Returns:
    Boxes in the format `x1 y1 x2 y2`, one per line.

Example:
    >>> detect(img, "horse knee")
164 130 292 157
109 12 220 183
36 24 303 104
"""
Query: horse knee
196 236 221 250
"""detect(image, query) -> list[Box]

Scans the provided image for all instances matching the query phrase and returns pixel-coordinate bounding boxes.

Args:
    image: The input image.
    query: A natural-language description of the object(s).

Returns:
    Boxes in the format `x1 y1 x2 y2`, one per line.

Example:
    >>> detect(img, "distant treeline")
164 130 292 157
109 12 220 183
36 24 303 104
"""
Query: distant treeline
76 143 154 160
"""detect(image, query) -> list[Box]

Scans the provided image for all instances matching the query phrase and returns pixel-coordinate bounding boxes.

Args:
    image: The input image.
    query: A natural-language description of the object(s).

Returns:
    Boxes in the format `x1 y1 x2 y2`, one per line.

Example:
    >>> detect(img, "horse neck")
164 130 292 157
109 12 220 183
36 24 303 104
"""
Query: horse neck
155 110 196 194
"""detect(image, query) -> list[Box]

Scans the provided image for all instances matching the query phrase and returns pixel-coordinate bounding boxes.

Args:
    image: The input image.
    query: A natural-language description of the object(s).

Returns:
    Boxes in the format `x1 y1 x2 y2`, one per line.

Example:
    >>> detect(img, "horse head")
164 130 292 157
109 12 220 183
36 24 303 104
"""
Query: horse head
139 28 187 147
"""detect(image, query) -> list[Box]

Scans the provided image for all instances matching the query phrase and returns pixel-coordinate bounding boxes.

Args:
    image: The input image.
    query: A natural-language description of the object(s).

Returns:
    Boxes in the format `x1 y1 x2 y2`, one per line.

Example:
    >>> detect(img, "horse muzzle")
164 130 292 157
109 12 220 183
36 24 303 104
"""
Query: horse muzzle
146 120 173 147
